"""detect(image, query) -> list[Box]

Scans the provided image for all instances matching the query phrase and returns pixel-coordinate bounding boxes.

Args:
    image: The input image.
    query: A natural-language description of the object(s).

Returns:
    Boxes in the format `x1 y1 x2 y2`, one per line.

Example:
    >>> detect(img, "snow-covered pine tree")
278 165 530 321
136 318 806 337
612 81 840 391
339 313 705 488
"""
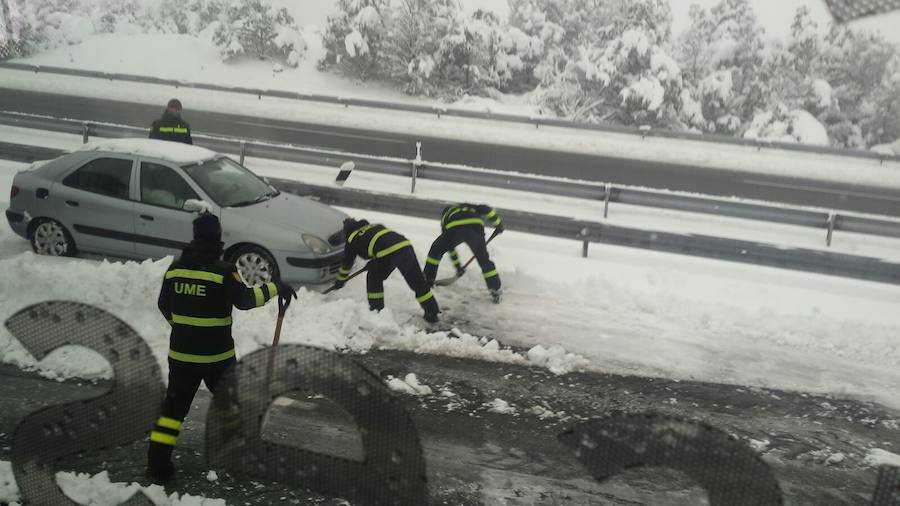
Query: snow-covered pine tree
213 0 304 67
674 0 766 134
320 0 389 79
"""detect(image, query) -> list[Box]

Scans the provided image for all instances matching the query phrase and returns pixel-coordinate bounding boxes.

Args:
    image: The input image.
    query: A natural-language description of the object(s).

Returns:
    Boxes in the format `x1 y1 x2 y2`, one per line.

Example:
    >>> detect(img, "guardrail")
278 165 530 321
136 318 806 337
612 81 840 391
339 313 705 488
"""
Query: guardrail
2 139 899 285
2 111 899 246
2 61 899 164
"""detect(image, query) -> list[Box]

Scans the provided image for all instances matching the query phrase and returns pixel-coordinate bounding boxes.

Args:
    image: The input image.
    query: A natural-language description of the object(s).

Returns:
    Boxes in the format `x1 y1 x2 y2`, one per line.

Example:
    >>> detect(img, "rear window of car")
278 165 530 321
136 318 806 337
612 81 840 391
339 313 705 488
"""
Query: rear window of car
63 157 133 200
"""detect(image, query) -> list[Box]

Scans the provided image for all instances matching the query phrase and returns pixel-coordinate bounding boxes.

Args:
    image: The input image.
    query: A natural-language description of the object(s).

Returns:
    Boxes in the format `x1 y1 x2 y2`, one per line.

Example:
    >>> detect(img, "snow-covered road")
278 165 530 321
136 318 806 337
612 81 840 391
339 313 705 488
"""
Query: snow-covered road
2 157 899 410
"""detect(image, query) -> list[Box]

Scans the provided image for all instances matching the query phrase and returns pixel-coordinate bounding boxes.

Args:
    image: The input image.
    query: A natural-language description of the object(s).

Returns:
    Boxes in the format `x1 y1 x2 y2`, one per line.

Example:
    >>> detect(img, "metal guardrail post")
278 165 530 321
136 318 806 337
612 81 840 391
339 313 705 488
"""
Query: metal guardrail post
603 183 612 218
239 140 246 165
827 212 836 246
82 122 89 144
411 142 422 194
581 228 591 257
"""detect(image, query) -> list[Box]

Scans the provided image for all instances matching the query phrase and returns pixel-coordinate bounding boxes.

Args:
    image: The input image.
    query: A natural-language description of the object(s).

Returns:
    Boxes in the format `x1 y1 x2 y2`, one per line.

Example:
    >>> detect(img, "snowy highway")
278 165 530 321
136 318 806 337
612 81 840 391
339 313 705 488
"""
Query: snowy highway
2 83 900 217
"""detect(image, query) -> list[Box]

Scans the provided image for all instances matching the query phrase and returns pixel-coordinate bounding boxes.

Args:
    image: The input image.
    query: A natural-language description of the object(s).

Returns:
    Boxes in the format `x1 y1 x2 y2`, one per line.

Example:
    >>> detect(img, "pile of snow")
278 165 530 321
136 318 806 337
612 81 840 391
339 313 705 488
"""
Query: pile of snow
80 138 217 164
485 398 517 415
385 373 433 396
744 109 830 146
0 461 19 505
0 463 224 506
813 79 833 109
864 448 900 467
871 139 900 156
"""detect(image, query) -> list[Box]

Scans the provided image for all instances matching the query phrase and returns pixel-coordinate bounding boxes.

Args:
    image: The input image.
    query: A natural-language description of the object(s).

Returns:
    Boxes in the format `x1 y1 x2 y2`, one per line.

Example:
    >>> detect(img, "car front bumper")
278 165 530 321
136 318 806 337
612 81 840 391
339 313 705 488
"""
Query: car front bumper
272 248 344 285
5 209 28 239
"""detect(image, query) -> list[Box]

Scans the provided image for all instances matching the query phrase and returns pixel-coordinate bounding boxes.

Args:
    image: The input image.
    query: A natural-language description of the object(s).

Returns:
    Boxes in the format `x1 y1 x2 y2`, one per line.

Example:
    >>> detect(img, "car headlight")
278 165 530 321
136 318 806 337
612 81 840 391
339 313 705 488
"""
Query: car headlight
302 234 329 255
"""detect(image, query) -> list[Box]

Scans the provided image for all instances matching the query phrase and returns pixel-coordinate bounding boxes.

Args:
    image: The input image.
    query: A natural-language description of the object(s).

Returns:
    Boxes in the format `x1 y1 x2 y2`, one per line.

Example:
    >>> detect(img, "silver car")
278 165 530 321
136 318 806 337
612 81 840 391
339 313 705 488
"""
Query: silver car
4 138 348 286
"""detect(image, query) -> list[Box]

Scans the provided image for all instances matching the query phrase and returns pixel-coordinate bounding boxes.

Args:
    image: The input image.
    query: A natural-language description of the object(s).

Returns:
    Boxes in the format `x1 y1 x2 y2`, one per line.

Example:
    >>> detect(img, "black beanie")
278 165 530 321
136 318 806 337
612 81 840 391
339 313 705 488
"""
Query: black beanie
193 214 221 244
167 98 183 110
343 217 368 238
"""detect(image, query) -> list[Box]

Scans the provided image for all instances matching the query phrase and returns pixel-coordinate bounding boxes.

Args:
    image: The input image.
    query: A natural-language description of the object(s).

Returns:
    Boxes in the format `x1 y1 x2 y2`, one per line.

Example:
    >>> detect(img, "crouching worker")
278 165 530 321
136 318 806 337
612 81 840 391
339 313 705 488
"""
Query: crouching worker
423 203 504 303
147 213 296 484
331 218 440 323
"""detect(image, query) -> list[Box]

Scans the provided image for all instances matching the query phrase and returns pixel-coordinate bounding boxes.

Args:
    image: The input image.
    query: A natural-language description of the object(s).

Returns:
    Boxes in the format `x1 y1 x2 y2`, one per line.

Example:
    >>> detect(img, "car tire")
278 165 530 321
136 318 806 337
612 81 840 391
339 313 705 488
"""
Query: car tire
30 219 76 257
229 245 279 287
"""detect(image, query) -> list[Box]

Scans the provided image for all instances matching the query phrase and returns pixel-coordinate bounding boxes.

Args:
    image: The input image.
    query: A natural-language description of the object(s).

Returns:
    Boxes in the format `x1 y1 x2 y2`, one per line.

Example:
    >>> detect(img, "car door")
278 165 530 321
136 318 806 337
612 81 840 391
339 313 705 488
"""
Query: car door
53 155 137 257
132 160 203 259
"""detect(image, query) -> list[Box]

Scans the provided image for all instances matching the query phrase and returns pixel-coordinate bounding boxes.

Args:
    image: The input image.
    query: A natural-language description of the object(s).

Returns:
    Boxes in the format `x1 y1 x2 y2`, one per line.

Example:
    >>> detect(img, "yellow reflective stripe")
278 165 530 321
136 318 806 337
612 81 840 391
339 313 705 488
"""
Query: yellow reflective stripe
173 127 188 133
253 287 264 307
171 314 232 327
267 282 278 299
348 228 363 244
485 209 497 218
367 292 384 299
446 218 484 229
338 267 351 274
483 270 498 279
168 348 236 363
150 431 177 446
417 290 434 303
426 256 441 266
157 417 182 431
157 127 175 133
376 240 411 258
165 269 223 284
337 273 349 281
491 217 502 226
449 250 459 257
368 229 391 257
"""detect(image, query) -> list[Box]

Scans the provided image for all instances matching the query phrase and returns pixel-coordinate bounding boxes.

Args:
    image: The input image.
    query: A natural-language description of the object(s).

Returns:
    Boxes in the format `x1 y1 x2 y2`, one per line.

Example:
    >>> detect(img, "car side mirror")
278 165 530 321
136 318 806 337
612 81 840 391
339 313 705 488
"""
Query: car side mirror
184 199 213 214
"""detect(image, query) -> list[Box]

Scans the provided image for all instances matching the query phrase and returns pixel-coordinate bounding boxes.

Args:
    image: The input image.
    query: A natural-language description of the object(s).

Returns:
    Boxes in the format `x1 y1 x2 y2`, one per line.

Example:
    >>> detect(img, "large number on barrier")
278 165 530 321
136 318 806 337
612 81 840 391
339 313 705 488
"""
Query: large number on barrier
206 344 429 506
5 301 164 505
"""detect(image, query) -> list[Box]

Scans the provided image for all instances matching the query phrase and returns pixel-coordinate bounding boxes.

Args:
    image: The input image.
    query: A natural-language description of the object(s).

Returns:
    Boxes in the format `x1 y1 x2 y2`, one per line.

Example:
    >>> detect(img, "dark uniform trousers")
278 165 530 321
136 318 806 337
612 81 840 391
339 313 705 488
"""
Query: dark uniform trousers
367 246 437 314
424 225 501 291
424 204 502 291
338 222 439 316
148 252 277 474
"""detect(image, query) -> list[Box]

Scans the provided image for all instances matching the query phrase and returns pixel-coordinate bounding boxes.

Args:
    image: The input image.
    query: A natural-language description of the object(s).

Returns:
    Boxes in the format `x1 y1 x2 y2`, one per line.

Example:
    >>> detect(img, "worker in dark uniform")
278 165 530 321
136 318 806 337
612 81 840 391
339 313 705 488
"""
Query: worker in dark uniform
147 213 296 484
423 203 504 303
331 218 440 323
149 98 193 144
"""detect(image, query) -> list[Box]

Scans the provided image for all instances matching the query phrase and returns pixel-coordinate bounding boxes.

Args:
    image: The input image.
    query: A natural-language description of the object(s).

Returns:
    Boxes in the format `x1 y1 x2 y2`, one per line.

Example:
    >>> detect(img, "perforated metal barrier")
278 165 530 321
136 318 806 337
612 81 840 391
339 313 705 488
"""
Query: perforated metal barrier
4 302 899 505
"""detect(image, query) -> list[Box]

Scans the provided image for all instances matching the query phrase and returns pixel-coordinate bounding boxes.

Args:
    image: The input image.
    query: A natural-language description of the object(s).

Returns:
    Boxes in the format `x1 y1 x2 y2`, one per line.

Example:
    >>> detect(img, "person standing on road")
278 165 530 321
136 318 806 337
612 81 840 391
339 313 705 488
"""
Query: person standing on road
147 213 296 484
330 217 440 323
423 203 504 303
150 98 193 144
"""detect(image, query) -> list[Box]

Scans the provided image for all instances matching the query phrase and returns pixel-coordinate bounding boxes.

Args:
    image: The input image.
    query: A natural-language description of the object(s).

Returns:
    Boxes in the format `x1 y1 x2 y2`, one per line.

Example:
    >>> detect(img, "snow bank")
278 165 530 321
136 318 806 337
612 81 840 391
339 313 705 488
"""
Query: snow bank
744 109 830 146
0 463 224 506
386 373 433 396
864 449 900 468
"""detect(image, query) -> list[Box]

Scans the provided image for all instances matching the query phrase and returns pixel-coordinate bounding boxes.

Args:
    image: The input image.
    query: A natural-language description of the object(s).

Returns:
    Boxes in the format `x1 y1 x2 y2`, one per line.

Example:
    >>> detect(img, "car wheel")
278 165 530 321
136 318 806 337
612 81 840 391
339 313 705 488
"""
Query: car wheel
31 219 76 257
230 245 279 287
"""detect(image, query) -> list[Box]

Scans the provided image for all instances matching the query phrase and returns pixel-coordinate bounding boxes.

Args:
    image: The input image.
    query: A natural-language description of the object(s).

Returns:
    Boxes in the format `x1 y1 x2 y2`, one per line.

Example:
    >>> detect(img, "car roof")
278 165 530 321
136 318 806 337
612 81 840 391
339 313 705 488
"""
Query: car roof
77 138 219 165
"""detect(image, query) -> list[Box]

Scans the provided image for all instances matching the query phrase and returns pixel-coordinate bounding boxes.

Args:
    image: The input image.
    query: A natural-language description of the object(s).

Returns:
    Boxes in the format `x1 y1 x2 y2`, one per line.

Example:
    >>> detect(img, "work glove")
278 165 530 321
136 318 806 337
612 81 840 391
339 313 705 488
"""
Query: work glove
455 265 466 277
330 279 345 292
495 224 505 235
276 280 297 311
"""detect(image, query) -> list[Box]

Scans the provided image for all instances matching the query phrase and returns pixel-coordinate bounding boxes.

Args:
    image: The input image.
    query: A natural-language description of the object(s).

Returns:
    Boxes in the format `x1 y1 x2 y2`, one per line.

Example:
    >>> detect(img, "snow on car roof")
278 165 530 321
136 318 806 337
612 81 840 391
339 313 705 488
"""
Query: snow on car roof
79 138 218 164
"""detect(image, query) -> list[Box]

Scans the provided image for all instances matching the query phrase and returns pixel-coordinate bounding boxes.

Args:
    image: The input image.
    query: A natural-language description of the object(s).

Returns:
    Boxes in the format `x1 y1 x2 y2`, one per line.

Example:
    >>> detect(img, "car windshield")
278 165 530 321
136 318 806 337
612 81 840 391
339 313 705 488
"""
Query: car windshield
182 157 274 207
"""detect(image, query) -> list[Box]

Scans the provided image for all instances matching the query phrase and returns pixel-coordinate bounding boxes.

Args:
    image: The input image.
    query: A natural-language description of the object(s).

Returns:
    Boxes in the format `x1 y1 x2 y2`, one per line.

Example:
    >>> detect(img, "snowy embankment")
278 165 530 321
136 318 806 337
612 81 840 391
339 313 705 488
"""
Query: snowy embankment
4 125 900 262
2 159 900 410
2 61 900 192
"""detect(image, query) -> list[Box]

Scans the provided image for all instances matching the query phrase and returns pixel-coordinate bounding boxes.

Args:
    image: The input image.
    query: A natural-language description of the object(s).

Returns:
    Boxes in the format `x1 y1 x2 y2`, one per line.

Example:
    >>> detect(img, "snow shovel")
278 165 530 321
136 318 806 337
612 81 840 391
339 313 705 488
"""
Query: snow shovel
265 290 293 390
322 263 369 294
434 228 502 286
